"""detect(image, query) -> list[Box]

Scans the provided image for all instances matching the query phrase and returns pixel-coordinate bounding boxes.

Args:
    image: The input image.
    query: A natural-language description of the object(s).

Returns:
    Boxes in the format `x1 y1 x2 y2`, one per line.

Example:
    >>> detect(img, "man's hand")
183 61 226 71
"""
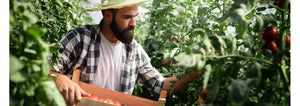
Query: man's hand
54 73 91 106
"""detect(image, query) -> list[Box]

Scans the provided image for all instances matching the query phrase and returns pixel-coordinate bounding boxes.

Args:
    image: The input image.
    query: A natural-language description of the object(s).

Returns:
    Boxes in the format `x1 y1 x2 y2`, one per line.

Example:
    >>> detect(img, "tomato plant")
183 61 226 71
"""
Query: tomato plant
133 0 290 105
9 0 91 105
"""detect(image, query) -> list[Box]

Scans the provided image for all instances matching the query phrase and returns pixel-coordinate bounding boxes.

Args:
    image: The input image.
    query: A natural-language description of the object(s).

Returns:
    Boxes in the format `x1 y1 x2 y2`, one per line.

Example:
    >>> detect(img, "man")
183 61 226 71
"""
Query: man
50 0 201 105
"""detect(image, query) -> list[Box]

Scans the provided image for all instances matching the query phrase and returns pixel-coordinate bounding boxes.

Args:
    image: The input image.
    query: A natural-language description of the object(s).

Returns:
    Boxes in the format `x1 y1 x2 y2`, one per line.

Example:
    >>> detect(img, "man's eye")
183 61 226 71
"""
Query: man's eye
124 16 131 19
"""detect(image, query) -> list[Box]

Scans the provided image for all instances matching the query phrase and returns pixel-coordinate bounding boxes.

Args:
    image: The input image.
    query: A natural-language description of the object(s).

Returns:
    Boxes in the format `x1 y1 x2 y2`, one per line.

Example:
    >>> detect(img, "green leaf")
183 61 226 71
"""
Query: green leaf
25 85 36 97
10 55 28 83
281 59 289 82
32 64 41 72
254 15 264 32
170 48 179 57
202 64 212 90
26 27 43 40
228 79 254 105
174 53 202 68
55 0 63 7
205 68 220 103
37 80 66 106
256 7 266 12
196 60 206 71
232 38 237 52
22 10 38 24
24 48 37 55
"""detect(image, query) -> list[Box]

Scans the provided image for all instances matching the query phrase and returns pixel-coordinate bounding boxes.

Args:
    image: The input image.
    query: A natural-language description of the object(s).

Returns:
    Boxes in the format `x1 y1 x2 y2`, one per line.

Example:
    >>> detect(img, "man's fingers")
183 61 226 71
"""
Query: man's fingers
75 88 82 103
80 89 91 97
62 88 69 105
69 87 75 105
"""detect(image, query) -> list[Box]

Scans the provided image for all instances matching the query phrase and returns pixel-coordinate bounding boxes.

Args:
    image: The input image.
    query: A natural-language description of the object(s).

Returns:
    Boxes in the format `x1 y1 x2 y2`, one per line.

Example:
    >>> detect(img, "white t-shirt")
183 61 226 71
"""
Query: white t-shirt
92 32 123 92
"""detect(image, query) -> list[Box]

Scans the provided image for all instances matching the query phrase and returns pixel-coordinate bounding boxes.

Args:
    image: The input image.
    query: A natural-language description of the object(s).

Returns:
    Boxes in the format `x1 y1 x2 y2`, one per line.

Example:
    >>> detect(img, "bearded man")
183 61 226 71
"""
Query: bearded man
50 0 201 105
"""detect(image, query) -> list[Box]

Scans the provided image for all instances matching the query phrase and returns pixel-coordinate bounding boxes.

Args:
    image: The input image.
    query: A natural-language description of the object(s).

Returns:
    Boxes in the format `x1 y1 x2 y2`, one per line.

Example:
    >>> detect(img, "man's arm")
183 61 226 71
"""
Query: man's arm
162 71 201 93
49 71 90 106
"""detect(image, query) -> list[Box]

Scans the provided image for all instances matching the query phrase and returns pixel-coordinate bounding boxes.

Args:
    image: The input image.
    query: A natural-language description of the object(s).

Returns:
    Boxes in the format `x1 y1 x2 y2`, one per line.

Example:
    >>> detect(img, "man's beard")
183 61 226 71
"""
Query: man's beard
110 17 134 44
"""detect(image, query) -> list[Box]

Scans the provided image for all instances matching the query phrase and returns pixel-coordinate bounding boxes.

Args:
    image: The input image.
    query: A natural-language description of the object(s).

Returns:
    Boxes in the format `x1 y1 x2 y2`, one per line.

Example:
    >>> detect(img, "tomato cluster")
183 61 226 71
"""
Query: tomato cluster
164 57 178 67
87 95 122 106
261 26 290 54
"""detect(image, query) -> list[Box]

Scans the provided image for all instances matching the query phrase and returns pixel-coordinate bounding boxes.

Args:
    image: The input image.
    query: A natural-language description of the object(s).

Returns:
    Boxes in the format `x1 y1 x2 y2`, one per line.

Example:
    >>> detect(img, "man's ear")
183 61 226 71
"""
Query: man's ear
103 10 113 22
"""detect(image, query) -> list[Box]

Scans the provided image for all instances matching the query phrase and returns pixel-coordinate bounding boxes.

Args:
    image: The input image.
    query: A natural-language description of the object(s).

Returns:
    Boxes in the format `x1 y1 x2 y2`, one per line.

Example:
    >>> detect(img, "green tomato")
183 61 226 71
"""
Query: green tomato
176 14 183 20
218 20 228 26
178 7 185 15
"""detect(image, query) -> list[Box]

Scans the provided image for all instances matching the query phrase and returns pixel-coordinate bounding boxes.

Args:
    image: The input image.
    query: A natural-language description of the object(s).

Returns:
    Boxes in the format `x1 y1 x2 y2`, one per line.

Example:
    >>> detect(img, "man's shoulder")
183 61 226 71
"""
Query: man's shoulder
70 24 98 34
60 24 99 45
63 24 98 40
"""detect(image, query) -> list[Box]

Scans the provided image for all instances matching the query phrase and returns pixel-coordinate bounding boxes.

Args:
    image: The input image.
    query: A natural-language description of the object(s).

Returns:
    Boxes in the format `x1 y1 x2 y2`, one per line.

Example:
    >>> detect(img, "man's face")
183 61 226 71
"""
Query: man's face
109 5 138 44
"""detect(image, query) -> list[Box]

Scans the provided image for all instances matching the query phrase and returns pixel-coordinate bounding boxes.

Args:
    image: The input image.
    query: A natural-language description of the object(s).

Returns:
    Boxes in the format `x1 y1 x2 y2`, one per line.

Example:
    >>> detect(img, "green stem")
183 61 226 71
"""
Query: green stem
203 54 273 64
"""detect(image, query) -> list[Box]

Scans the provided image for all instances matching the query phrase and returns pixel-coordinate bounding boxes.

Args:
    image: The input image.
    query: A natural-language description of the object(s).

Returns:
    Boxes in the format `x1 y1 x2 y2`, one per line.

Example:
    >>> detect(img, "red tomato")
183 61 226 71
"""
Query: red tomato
174 61 178 64
113 101 122 106
274 35 290 48
263 41 278 54
164 60 170 66
216 49 227 54
213 33 218 36
88 95 99 100
172 36 179 42
285 35 290 48
200 90 209 98
103 99 114 104
262 26 278 42
97 97 104 102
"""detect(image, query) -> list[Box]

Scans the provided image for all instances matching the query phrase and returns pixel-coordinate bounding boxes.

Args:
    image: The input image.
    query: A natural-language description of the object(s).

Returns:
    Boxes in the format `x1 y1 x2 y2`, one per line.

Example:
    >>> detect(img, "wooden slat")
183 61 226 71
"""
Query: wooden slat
78 82 157 106
71 69 81 82
157 90 167 106
159 90 167 99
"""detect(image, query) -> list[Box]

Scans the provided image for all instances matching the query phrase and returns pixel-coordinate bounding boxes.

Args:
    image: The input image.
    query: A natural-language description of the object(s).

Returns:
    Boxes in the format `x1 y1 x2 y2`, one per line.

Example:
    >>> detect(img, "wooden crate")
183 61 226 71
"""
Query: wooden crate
69 69 167 106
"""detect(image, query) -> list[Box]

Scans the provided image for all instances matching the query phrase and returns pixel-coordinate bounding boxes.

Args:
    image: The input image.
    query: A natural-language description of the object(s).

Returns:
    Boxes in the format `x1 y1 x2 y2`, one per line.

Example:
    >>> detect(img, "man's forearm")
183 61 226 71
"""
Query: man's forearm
162 71 201 93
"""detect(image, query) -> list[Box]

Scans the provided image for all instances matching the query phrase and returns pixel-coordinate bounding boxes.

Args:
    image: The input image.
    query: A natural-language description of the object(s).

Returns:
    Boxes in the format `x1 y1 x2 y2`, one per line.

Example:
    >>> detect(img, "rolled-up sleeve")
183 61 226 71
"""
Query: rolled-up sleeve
137 44 165 95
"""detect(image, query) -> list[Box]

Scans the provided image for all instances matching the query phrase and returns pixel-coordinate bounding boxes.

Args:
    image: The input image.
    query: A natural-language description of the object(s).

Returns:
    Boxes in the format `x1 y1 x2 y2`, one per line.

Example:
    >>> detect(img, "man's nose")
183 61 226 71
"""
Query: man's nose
129 17 136 27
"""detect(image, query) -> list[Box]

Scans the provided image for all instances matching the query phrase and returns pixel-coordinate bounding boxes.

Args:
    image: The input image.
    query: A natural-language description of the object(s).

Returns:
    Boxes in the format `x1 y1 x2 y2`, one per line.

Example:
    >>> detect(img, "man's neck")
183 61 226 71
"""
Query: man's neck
100 26 120 44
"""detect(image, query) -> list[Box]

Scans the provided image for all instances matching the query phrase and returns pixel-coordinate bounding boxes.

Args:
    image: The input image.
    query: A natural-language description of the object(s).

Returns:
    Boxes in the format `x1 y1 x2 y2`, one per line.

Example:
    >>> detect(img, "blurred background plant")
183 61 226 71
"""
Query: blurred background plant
9 0 92 105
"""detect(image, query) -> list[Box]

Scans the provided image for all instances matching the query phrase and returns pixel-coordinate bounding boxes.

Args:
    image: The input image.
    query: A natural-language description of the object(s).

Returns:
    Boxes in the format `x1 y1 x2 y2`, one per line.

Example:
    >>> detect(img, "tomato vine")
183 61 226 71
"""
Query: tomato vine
133 0 290 105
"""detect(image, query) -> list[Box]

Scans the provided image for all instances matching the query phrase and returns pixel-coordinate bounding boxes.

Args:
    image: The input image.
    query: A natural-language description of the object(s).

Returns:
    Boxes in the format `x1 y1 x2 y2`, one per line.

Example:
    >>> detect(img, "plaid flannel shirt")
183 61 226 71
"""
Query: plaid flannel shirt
52 24 165 95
